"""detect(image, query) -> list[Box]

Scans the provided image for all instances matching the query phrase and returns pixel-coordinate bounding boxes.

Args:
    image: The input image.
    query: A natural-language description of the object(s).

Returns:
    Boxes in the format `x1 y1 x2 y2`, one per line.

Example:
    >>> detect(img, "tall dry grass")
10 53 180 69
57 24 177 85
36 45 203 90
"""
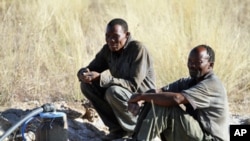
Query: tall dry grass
0 0 249 115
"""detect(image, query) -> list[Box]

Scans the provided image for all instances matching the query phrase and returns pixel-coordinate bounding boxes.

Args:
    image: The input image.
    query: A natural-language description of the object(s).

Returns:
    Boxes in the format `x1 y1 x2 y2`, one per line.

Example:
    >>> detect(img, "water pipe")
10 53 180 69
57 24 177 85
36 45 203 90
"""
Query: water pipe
0 103 55 141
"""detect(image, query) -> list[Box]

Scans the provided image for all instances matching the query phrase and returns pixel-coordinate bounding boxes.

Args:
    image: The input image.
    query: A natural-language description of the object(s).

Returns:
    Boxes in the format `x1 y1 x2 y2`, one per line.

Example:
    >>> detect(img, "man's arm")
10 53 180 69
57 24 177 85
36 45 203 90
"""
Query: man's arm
100 42 154 92
128 92 189 107
77 46 109 83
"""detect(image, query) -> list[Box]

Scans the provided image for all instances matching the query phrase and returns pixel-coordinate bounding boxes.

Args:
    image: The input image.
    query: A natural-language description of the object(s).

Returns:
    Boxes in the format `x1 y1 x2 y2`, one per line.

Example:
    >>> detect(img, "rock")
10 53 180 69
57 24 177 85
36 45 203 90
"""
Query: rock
230 114 250 125
0 116 12 137
242 118 250 125
83 108 99 122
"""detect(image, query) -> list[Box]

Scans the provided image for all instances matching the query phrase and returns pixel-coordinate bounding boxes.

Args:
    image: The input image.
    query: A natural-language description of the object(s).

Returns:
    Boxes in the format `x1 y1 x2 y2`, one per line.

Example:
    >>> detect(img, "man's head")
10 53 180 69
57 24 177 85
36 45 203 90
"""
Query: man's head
187 45 215 80
105 18 129 52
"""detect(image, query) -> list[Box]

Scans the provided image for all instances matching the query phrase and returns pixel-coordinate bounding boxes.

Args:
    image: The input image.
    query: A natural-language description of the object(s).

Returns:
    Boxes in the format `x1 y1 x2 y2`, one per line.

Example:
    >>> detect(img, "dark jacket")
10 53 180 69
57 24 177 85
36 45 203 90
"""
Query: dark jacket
86 35 156 93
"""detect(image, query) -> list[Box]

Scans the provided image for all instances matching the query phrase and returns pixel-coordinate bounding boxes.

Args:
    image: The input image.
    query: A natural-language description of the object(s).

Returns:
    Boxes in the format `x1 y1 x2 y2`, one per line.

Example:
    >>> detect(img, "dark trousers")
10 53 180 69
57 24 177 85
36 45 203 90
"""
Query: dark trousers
80 82 137 132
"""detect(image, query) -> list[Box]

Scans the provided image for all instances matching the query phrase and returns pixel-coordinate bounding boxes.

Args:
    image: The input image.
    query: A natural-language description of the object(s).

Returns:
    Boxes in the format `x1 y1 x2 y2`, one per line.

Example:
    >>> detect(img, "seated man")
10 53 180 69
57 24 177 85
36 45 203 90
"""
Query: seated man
77 18 156 140
128 45 229 141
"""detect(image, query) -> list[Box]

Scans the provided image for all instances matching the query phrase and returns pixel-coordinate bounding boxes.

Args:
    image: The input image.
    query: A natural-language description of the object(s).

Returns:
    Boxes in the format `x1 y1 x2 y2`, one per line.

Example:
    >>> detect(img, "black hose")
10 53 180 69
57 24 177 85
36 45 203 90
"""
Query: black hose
0 103 56 141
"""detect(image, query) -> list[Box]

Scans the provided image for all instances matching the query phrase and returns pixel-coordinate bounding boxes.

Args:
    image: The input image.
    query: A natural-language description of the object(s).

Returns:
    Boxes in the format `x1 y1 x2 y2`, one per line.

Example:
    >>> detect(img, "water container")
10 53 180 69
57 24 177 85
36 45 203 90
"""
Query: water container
35 112 68 141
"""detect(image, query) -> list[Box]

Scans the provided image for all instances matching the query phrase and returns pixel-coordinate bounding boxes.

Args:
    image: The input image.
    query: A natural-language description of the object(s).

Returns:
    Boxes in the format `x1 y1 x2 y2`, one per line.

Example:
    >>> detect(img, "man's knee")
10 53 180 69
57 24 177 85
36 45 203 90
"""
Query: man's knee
105 86 120 100
105 86 131 102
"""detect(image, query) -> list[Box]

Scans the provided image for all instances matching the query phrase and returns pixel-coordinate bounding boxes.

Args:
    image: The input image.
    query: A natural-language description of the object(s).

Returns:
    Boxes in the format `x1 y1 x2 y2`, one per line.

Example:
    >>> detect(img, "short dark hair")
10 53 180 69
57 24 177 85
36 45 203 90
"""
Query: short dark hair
195 44 215 63
107 18 128 32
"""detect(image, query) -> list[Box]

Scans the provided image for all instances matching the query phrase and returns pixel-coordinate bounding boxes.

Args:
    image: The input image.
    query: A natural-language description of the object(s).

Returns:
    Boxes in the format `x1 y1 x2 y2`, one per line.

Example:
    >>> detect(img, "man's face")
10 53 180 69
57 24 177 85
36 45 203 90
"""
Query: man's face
105 24 128 52
187 47 213 80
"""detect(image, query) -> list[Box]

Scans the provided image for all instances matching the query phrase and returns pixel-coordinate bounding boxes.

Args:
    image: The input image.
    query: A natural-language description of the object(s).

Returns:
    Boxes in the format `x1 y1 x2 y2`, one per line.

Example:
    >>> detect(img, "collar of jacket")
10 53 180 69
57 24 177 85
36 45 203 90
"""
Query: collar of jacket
123 32 132 50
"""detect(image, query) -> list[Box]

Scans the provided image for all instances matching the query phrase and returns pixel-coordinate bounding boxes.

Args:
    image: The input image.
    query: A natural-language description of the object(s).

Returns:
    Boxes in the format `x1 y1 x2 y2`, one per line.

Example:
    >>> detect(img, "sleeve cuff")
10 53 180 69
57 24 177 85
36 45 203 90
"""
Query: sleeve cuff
99 73 113 87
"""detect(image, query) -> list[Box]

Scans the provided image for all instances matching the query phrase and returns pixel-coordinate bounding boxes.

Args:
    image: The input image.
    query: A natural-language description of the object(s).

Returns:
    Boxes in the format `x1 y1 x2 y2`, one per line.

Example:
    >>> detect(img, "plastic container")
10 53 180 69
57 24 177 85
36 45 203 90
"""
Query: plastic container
35 112 68 141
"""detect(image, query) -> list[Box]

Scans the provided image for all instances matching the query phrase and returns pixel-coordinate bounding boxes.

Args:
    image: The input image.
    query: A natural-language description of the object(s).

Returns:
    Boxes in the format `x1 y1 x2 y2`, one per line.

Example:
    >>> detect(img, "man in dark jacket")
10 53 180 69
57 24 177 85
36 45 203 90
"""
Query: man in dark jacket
128 45 229 141
77 18 156 140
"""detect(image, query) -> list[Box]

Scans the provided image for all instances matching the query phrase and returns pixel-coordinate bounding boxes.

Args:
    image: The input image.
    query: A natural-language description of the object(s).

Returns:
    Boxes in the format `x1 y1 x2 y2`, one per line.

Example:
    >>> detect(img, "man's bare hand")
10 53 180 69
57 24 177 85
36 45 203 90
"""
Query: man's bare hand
78 68 100 84
128 94 144 116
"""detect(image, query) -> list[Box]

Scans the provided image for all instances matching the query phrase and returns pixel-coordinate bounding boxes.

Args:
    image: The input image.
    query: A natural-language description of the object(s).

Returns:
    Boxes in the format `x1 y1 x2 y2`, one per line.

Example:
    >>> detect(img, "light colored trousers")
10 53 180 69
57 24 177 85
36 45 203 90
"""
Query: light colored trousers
80 82 137 133
133 104 214 141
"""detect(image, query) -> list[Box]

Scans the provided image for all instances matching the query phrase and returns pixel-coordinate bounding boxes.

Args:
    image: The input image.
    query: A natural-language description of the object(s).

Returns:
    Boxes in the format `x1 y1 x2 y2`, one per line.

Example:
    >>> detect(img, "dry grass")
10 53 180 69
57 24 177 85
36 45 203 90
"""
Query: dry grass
0 0 249 115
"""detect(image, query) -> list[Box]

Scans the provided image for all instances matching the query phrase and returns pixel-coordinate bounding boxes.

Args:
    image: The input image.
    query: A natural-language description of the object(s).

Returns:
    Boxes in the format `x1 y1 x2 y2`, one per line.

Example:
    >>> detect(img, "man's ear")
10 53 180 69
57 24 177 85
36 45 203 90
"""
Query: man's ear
126 32 130 37
209 62 214 69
